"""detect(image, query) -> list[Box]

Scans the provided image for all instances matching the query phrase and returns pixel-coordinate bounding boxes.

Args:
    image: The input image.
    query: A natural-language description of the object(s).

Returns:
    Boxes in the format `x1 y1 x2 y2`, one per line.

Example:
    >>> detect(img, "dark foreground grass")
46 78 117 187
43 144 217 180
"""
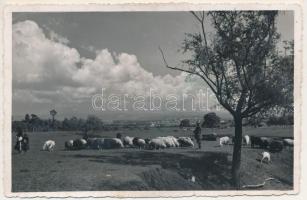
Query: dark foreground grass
12 126 293 191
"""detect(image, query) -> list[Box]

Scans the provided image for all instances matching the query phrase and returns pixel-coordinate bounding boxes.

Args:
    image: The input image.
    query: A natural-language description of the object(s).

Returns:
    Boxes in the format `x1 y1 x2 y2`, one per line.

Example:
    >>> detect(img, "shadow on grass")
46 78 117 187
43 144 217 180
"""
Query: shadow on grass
70 150 233 190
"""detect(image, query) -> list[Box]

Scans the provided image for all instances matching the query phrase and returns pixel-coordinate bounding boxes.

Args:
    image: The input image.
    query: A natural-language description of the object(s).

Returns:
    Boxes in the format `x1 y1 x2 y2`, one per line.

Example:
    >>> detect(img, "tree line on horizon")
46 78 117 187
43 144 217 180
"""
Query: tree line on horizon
12 110 293 133
12 113 104 133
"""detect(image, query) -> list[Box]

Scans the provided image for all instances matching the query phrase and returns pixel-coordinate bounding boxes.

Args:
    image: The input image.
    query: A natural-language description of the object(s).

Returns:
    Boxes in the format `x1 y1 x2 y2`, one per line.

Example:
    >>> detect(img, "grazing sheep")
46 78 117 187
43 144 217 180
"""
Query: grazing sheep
94 138 105 150
73 138 87 150
157 137 175 147
103 138 124 149
145 138 151 144
123 136 134 147
243 135 250 145
283 138 294 148
167 136 180 147
251 136 272 149
133 137 140 147
144 138 151 149
135 138 146 149
86 137 96 148
177 137 194 148
250 136 260 148
268 140 283 153
64 140 74 150
251 136 266 148
43 140 56 152
260 137 272 149
261 151 271 163
149 138 167 149
219 136 230 146
86 138 100 149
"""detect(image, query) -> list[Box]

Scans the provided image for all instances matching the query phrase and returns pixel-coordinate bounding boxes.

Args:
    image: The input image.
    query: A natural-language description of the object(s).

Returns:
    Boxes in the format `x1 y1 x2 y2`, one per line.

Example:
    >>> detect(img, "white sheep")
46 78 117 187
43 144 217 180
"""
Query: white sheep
157 137 175 147
43 140 56 152
243 135 250 145
177 137 194 148
149 138 167 149
219 136 230 146
73 138 88 149
167 136 180 147
261 151 271 163
123 136 134 147
283 138 294 148
136 138 146 149
80 139 87 146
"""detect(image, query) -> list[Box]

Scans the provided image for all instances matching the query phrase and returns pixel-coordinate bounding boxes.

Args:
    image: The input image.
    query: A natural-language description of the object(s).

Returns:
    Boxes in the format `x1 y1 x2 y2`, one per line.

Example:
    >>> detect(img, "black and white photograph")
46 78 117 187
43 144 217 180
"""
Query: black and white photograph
4 4 301 196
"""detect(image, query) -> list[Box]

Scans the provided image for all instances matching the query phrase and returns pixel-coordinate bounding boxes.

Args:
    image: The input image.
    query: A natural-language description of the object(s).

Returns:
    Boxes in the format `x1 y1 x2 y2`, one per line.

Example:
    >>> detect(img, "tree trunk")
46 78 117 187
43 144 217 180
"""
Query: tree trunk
231 114 243 189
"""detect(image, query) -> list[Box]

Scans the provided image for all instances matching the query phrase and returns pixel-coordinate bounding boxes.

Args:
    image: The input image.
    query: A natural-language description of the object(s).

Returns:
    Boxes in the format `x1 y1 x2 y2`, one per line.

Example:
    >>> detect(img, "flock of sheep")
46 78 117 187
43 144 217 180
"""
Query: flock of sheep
41 133 293 164
42 135 195 152
217 135 293 149
217 135 294 163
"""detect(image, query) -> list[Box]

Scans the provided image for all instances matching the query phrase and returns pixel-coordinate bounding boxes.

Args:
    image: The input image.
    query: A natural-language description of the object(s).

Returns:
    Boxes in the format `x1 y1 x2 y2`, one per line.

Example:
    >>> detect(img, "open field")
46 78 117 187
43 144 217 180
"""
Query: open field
12 126 293 192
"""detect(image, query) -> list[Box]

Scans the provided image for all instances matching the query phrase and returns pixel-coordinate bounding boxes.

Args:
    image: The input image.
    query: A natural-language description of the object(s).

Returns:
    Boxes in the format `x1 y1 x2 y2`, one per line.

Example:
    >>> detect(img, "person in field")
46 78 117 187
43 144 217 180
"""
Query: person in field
193 122 202 149
14 127 29 153
15 127 23 151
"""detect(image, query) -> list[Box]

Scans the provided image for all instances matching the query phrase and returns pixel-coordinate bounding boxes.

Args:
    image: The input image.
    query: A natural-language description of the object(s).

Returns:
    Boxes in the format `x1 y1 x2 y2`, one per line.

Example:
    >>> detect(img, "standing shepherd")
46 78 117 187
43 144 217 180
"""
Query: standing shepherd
14 127 29 153
193 122 202 149
15 127 25 153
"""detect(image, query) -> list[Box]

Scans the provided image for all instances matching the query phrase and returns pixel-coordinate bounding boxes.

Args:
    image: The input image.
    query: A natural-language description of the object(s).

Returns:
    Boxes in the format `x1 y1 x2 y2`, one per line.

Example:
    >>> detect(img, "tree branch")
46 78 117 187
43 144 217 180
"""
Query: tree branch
190 11 202 23
159 46 217 94
242 101 272 118
191 11 210 61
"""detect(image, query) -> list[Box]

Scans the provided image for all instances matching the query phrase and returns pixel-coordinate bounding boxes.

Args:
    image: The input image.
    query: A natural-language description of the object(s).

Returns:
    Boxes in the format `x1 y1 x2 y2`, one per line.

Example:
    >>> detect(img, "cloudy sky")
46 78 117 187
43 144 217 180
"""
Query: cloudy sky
12 11 294 120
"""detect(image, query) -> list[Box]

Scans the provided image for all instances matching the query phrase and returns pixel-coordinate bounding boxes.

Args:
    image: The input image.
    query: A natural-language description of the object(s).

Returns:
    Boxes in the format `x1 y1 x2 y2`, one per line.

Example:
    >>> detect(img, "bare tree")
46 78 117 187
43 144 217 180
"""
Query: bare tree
160 11 291 188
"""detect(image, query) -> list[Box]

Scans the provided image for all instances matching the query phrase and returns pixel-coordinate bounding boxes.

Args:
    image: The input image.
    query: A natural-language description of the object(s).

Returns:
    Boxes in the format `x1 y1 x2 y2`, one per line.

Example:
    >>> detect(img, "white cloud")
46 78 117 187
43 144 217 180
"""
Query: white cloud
42 23 70 44
13 20 209 113
81 44 96 53
49 29 70 44
13 20 80 87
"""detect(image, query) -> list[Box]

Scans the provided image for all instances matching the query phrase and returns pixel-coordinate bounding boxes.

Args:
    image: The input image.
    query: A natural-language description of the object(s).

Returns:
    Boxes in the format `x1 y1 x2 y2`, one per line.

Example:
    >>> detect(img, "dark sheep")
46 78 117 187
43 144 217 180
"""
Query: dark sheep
250 136 269 148
103 138 124 149
260 137 272 149
116 133 122 139
283 138 294 148
86 138 102 149
73 139 87 150
268 140 283 153
64 140 74 150
132 137 146 149
177 137 194 147
133 137 140 147
145 138 151 144
250 136 261 148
